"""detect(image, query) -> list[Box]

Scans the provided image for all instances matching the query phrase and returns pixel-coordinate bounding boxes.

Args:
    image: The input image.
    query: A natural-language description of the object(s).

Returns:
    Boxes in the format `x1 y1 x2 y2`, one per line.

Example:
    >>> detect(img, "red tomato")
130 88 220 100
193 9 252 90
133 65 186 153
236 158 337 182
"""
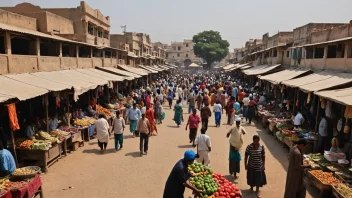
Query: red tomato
230 193 235 196
214 192 219 197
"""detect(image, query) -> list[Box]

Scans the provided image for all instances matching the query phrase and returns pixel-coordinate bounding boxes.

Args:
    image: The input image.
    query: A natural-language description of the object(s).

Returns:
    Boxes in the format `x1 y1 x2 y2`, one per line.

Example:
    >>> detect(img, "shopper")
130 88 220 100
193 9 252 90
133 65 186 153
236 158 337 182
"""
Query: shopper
317 113 328 153
128 103 141 137
136 113 151 156
146 105 158 135
111 111 125 151
0 141 16 176
213 100 223 127
242 94 250 122
188 90 196 114
200 103 212 130
95 114 110 153
293 108 305 127
247 96 256 124
195 128 211 166
227 116 246 180
245 135 266 198
163 150 202 198
173 99 183 127
167 89 173 109
284 139 311 198
226 96 235 125
186 108 201 147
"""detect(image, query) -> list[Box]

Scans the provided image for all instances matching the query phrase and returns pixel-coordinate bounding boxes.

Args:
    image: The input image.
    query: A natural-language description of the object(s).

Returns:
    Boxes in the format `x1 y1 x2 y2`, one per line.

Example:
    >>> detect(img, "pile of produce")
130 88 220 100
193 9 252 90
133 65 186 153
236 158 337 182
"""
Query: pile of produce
286 136 300 142
309 170 341 185
96 105 114 117
276 123 293 130
59 126 80 134
333 183 352 197
31 140 51 150
318 159 332 167
16 140 33 150
74 117 96 127
37 131 60 144
0 179 27 191
307 153 323 162
12 168 36 176
188 163 241 198
50 130 71 140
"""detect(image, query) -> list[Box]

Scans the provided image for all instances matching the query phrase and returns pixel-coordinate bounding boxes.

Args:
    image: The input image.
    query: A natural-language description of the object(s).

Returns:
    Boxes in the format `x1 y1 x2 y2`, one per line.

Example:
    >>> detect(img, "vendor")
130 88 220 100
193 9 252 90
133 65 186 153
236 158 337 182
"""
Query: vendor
330 137 342 153
49 114 61 131
87 105 96 117
163 150 202 198
293 108 305 127
26 121 35 139
0 141 16 176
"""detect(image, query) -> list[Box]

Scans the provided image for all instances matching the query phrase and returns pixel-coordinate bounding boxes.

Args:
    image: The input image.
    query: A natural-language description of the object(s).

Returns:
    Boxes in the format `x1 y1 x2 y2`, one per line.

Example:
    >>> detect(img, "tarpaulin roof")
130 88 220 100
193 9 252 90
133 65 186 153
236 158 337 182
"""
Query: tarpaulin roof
5 73 71 92
0 75 48 102
226 63 250 72
57 70 107 86
282 71 334 88
149 65 164 71
259 68 312 84
244 64 281 76
77 69 125 82
223 64 237 70
96 67 140 78
299 72 352 92
241 65 254 70
117 65 149 76
138 65 158 73
315 87 352 106
31 71 97 100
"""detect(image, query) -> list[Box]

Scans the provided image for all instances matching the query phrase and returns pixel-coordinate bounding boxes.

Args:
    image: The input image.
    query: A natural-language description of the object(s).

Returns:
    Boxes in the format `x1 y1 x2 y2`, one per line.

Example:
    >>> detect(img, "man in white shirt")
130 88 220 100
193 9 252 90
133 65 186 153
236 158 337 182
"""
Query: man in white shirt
317 113 328 153
213 100 223 127
112 111 125 150
242 95 250 122
95 114 110 153
195 128 211 166
293 109 305 127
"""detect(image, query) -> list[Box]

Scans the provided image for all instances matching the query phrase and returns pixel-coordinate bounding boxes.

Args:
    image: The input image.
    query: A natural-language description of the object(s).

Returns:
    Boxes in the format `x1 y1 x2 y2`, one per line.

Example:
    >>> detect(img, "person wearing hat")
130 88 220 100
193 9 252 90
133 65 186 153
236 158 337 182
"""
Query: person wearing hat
284 138 311 198
227 116 246 180
163 150 202 198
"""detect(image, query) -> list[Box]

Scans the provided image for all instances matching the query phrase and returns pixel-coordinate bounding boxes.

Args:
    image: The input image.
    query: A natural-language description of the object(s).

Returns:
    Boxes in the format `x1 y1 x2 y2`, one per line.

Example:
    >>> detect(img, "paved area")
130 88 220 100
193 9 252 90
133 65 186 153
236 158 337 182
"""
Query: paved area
41 103 319 198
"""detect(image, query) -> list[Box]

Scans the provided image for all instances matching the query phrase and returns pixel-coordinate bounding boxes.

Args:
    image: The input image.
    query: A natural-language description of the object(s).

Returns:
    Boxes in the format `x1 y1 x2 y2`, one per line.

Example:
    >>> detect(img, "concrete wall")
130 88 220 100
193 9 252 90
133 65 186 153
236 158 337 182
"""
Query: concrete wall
103 58 112 67
80 1 109 26
39 56 60 71
0 9 37 30
78 57 92 68
61 57 78 69
0 55 8 74
93 57 103 67
11 55 38 73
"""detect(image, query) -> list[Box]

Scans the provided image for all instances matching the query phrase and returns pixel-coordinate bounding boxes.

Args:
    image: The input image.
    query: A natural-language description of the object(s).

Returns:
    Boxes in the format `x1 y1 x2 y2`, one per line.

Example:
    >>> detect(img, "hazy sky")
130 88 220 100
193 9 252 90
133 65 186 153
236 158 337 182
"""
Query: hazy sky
3 0 352 49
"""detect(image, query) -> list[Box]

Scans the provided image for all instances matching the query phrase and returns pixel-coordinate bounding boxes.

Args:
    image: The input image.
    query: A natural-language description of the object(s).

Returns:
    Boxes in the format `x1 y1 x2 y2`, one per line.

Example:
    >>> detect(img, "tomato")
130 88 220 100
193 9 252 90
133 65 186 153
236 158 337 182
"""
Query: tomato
214 192 219 197
230 193 235 196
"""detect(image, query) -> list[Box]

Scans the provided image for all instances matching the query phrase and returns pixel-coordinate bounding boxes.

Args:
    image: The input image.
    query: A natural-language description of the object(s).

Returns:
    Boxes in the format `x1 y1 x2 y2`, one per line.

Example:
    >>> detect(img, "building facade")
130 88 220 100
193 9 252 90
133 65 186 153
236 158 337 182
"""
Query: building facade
165 39 202 67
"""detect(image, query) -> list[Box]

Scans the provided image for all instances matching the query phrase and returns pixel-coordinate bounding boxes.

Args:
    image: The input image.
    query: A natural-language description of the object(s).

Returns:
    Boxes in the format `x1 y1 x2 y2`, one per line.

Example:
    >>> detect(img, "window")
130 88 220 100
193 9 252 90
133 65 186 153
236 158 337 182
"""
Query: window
0 34 5 54
273 50 277 57
88 23 94 35
103 31 109 39
186 54 188 58
186 44 189 47
177 53 180 57
306 47 313 59
98 29 103 38
178 46 181 51
314 47 324 59
286 51 289 57
327 44 344 58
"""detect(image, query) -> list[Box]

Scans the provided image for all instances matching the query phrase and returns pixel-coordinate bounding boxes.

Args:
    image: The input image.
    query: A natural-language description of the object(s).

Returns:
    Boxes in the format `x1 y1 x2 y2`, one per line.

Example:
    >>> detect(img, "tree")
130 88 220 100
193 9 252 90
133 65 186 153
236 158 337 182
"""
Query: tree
192 30 229 70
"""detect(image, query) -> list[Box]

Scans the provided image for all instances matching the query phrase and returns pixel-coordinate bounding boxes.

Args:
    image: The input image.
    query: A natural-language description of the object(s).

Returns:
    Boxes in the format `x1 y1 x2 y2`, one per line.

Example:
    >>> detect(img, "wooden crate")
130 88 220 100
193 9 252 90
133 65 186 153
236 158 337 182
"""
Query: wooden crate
307 171 333 192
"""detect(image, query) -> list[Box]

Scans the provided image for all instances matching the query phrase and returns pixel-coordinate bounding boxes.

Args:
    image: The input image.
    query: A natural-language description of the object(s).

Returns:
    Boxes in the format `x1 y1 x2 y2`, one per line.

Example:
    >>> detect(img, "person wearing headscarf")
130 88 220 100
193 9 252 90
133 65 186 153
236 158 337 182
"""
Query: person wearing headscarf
247 96 256 124
146 104 158 136
173 99 183 127
227 116 246 180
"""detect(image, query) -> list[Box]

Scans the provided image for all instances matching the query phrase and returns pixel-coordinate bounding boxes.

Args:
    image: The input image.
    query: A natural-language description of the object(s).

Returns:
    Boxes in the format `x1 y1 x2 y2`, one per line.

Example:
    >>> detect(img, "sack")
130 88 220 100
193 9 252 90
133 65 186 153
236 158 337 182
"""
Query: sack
161 112 166 120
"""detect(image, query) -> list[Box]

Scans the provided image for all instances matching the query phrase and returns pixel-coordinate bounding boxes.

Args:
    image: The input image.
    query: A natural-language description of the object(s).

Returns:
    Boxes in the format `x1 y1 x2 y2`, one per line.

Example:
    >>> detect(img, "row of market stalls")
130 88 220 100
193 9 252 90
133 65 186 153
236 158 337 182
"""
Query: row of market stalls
224 63 352 196
0 64 176 173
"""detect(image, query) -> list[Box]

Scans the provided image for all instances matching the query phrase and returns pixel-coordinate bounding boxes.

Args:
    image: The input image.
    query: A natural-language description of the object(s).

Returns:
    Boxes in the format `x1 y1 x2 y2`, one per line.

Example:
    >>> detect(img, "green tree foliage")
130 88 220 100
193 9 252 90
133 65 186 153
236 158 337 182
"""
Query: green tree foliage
192 30 229 70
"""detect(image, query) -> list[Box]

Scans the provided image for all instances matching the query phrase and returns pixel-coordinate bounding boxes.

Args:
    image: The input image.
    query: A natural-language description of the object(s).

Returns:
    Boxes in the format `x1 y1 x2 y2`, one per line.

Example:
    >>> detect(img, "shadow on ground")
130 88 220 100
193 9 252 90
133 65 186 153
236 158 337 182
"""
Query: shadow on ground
177 145 194 148
82 148 116 155
125 151 142 158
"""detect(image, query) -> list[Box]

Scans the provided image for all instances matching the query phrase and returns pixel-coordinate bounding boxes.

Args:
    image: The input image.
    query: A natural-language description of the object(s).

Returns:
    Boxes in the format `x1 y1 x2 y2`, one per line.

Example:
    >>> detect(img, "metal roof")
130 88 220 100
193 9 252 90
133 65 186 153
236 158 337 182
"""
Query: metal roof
299 72 352 92
96 67 140 78
77 69 126 82
244 64 281 76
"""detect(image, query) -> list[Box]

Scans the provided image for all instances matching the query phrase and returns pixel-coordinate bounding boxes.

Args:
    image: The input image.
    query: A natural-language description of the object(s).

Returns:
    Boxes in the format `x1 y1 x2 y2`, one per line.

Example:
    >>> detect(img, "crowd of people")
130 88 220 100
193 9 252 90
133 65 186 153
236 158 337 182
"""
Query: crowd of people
89 69 313 198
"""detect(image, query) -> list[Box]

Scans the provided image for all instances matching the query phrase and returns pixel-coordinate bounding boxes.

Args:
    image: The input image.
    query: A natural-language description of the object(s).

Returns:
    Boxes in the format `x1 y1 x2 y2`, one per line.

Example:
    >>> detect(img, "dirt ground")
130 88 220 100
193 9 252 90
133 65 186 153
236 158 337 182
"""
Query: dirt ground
41 103 320 198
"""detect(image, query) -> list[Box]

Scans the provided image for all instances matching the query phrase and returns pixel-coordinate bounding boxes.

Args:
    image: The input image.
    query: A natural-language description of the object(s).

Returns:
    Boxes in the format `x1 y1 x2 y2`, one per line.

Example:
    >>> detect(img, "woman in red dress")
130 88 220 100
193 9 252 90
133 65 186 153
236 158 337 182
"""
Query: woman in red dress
146 105 158 135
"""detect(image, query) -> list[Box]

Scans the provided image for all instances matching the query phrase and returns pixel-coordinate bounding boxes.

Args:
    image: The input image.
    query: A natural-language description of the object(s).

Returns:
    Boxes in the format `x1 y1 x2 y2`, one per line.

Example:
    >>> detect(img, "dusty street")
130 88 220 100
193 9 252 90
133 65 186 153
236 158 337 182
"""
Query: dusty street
41 104 319 198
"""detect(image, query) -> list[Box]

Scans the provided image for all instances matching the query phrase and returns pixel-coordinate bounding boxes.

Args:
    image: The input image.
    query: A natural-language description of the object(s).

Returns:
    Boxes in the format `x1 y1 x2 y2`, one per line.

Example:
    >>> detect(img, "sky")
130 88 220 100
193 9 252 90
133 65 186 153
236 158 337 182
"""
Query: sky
3 0 352 50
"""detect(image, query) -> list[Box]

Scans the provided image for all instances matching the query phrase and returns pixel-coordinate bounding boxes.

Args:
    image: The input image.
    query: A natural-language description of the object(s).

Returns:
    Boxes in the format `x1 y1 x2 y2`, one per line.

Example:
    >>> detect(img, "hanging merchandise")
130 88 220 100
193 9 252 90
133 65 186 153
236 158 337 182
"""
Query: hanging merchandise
343 119 350 133
320 97 327 109
337 118 343 133
7 103 20 131
307 92 311 104
280 85 285 94
325 100 332 118
344 106 352 118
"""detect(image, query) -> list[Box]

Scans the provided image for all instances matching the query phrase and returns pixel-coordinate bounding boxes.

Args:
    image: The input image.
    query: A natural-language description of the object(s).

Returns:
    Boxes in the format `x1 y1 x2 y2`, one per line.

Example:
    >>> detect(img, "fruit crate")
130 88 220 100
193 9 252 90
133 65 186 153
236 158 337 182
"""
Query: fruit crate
307 171 333 192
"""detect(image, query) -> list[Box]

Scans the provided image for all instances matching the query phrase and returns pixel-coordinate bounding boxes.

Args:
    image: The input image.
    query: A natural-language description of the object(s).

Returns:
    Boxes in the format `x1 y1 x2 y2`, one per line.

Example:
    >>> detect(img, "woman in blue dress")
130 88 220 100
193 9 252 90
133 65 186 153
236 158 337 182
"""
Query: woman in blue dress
173 99 183 127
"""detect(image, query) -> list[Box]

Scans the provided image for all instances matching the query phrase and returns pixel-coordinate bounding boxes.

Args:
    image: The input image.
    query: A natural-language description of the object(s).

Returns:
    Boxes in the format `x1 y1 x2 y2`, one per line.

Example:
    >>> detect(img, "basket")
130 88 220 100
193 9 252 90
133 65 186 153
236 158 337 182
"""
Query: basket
10 166 41 181
307 171 332 191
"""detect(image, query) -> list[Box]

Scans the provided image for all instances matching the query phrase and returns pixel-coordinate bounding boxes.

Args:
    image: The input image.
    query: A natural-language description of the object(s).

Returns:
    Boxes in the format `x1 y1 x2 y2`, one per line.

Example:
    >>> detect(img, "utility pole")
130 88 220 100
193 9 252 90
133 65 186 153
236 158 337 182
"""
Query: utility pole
121 25 126 33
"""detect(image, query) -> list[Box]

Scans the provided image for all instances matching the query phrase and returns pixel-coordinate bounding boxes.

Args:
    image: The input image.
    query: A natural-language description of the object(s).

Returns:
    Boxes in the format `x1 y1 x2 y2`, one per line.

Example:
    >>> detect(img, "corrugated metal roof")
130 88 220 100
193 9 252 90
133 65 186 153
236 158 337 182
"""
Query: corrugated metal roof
259 68 311 84
282 71 333 88
77 69 125 82
315 87 352 106
226 63 250 72
96 67 141 78
0 75 48 102
244 64 281 76
4 73 71 92
299 72 352 92
138 65 158 73
117 65 149 76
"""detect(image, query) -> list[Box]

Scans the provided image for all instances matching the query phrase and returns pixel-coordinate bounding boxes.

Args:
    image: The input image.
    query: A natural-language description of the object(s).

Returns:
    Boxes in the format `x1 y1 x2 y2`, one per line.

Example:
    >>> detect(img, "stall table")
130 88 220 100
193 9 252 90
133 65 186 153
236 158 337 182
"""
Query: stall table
0 174 43 198
16 143 61 172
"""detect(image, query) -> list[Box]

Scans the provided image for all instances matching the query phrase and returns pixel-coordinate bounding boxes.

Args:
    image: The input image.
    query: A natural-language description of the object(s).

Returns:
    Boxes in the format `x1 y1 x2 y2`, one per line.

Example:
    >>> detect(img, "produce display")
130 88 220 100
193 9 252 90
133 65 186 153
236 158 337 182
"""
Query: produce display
333 183 352 197
37 131 60 144
0 179 27 191
16 139 33 150
276 123 293 130
12 168 36 176
59 126 80 134
50 130 71 140
74 117 96 127
96 105 114 118
188 163 241 198
318 159 332 167
309 170 341 185
308 153 323 161
31 140 51 150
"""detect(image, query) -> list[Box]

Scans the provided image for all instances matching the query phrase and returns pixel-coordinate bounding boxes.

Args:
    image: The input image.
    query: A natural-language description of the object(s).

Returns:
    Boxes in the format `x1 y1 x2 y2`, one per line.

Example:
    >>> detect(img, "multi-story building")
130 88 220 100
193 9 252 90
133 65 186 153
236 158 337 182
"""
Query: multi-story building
1 1 111 47
165 39 202 67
